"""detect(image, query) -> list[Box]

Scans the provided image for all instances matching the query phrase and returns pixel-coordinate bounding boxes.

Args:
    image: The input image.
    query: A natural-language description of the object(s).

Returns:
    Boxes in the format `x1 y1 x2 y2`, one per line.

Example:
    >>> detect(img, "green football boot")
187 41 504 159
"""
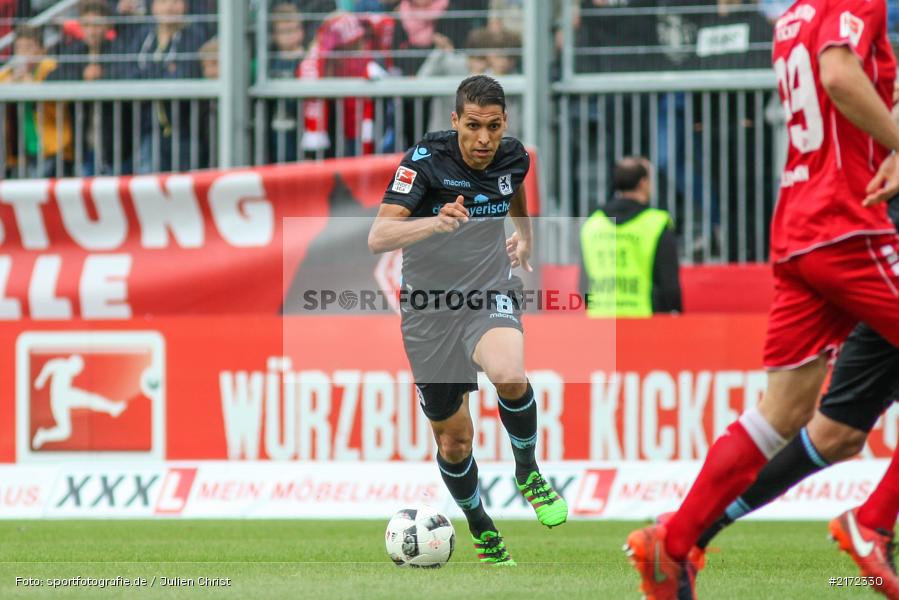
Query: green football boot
518 471 569 528
472 531 516 566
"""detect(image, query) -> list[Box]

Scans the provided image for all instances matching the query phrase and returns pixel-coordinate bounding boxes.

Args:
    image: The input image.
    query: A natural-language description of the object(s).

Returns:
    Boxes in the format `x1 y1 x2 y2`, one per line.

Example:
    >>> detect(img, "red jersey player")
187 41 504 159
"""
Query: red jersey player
626 2 899 598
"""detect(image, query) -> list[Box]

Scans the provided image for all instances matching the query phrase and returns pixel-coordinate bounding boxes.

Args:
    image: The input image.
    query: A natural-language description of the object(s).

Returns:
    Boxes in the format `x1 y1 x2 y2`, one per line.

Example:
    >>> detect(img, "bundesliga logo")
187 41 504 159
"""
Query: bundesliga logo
16 332 166 462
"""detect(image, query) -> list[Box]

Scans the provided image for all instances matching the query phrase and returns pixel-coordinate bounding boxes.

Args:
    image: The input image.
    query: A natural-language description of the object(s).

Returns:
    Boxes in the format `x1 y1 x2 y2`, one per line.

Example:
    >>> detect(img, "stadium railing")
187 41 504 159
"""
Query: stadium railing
548 70 780 266
0 1 788 265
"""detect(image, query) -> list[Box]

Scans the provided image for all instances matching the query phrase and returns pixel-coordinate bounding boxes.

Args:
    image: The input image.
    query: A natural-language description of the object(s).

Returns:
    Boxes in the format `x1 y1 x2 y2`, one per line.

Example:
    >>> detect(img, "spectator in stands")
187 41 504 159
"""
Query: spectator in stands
418 27 490 134
0 26 73 177
53 1 122 81
579 157 682 317
391 0 449 74
486 28 520 75
50 0 135 175
300 12 394 156
267 3 305 162
270 1 304 77
417 25 489 80
128 0 208 173
433 0 488 49
418 27 521 137
129 0 205 79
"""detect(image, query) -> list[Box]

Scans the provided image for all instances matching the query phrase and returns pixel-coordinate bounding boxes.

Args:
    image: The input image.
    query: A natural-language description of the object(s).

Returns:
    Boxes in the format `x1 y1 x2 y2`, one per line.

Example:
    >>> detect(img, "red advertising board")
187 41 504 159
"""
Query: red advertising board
2 158 895 468
0 157 541 319
2 315 897 464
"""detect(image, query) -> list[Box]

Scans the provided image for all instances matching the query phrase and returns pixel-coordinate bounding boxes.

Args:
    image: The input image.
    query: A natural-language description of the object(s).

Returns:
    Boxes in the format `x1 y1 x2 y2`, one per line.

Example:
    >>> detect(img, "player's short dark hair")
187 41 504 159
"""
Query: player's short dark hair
613 157 650 192
455 74 506 117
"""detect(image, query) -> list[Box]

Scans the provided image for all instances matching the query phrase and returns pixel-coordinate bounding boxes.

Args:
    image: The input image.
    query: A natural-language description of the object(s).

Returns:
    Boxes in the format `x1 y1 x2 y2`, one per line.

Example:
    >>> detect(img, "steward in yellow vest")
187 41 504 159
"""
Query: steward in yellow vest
579 157 682 317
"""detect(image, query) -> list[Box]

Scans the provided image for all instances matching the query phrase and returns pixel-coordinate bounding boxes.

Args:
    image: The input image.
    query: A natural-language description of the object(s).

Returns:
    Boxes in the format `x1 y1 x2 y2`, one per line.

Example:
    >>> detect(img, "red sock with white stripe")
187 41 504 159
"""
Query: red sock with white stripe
857 448 899 532
664 407 785 561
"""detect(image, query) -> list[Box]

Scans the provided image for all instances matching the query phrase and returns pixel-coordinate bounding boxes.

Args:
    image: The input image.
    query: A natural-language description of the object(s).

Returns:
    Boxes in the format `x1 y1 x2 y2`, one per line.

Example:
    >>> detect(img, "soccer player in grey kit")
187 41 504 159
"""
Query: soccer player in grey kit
368 75 568 565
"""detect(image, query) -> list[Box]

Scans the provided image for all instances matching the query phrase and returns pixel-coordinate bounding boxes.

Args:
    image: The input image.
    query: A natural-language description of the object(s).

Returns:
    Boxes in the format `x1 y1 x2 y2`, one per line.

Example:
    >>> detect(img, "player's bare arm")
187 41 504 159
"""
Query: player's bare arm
367 199 470 254
506 186 533 272
819 46 899 205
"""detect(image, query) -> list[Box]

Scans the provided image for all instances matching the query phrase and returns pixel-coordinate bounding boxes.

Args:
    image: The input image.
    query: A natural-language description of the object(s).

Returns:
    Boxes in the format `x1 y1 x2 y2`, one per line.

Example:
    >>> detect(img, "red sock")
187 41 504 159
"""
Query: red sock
857 449 899 532
665 421 767 560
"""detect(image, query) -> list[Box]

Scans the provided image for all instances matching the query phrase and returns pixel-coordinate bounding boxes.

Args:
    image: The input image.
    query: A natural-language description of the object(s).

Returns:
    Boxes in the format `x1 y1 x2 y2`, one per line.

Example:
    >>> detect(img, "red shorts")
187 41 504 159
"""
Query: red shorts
764 234 899 369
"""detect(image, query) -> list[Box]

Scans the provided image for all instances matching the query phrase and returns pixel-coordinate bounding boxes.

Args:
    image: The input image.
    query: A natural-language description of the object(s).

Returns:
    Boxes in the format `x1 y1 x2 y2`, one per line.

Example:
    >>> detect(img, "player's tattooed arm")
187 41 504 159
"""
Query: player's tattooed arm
507 186 533 272
368 198 469 254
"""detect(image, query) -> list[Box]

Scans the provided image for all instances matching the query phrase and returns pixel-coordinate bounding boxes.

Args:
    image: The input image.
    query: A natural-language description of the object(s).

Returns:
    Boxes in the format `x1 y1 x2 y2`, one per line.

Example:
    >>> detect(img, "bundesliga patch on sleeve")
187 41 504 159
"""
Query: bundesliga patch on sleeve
839 11 864 47
392 166 418 194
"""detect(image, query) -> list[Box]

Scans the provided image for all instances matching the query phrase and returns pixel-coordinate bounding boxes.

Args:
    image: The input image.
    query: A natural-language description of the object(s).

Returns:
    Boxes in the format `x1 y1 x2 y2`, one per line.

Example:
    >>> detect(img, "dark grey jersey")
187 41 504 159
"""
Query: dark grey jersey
382 130 530 294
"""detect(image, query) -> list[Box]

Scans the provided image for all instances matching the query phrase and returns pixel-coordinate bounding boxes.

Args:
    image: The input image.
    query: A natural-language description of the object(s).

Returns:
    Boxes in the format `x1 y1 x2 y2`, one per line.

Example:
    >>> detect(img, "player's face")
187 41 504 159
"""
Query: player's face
451 102 507 170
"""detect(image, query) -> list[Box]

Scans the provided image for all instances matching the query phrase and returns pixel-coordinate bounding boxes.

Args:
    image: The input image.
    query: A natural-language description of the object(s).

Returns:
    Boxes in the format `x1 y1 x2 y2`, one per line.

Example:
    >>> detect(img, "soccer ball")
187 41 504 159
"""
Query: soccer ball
385 506 455 568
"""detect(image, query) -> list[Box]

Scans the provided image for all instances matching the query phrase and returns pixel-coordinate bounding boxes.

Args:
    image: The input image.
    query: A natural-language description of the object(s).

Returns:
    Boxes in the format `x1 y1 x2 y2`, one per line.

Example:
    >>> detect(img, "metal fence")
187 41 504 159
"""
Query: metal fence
0 0 802 265
249 78 525 164
0 85 220 178
547 72 783 265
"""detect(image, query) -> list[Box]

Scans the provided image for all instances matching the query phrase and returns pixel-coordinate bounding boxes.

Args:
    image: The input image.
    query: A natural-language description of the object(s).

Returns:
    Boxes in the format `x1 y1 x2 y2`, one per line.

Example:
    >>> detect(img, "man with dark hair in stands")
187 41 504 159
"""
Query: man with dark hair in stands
580 157 682 317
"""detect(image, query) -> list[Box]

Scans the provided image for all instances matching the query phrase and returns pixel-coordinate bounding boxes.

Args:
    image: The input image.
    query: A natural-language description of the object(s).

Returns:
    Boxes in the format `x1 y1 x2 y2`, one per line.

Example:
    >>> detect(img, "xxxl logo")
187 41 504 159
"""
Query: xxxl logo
16 332 166 462
572 468 617 516
49 468 197 516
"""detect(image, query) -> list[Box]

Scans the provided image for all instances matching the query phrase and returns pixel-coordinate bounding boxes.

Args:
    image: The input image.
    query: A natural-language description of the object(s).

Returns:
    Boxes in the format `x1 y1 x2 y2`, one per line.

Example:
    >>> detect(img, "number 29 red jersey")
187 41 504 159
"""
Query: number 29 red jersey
770 0 897 262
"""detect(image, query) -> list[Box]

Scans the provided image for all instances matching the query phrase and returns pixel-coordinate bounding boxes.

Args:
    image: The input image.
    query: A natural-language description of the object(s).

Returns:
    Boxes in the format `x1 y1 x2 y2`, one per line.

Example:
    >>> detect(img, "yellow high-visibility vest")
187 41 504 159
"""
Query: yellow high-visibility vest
581 207 671 317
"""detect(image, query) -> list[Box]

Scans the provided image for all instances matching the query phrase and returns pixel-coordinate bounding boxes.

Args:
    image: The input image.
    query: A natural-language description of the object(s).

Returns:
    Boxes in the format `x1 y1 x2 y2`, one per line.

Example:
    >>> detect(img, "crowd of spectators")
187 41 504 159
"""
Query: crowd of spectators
1 0 218 175
0 0 527 170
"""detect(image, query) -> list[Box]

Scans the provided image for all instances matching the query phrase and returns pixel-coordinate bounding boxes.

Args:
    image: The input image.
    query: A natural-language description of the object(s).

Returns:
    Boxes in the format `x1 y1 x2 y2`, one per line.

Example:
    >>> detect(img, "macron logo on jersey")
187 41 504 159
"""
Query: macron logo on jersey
411 146 431 162
839 12 864 48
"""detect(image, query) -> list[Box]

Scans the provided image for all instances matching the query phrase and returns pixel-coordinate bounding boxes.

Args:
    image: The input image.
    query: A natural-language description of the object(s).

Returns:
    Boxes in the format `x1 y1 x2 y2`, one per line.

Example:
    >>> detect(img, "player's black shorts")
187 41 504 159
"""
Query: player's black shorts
818 323 899 432
401 284 524 422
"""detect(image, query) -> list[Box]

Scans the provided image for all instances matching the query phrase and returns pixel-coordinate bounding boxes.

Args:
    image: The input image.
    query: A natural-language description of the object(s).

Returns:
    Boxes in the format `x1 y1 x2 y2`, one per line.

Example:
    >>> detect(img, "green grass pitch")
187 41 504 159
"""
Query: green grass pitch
0 519 877 599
